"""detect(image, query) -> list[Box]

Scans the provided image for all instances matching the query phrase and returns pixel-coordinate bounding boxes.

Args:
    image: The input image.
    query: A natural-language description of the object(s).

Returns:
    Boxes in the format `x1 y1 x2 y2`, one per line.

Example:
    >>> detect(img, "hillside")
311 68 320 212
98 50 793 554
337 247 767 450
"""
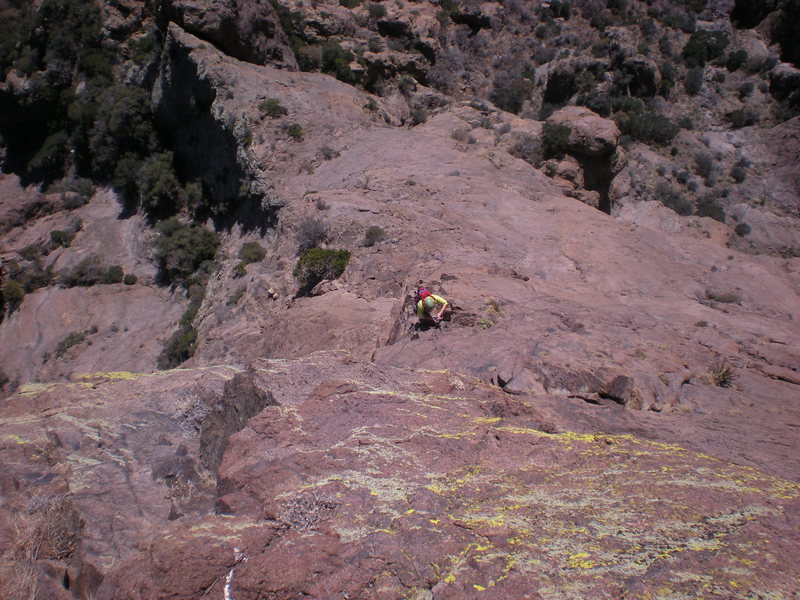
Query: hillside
0 1 799 598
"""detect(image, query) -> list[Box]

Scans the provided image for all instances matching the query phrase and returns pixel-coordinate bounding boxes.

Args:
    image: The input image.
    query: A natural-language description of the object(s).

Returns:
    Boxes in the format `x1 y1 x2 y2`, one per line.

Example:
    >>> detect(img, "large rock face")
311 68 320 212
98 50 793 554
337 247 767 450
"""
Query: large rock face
2 1 800 599
0 355 798 599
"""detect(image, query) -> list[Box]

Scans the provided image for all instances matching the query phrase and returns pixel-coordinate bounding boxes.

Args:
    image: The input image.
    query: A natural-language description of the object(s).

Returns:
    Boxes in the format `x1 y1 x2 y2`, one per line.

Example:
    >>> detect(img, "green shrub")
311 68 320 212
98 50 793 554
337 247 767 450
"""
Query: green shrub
54 330 89 358
50 230 76 248
3 281 25 313
339 0 362 7
542 122 571 158
123 273 138 285
410 109 428 125
610 96 644 115
728 108 757 128
239 242 267 264
363 226 385 247
258 98 287 117
138 152 181 215
490 75 534 114
685 67 704 95
682 30 729 67
693 152 714 178
725 49 748 72
287 123 304 139
730 166 746 183
90 85 159 180
103 265 124 284
152 218 219 287
59 255 106 287
321 41 354 83
293 248 351 292
734 222 751 236
695 194 726 222
737 81 754 99
233 261 247 278
655 181 693 215
368 3 387 19
26 131 70 182
158 325 197 369
616 112 679 145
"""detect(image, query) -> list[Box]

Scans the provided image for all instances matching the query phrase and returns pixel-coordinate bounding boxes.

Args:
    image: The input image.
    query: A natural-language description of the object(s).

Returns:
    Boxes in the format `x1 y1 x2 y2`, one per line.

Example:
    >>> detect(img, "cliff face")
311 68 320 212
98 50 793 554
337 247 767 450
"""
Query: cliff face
1 1 799 599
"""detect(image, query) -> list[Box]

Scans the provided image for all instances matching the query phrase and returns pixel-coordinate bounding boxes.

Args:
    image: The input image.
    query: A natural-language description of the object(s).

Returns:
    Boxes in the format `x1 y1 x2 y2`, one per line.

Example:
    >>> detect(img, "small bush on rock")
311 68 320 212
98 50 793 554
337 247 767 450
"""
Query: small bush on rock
103 265 124 284
726 49 748 72
50 230 76 248
728 108 758 128
363 226 385 247
541 123 571 158
59 255 106 287
296 216 327 253
123 273 138 285
239 242 267 264
2 281 25 313
152 218 218 287
695 194 726 222
617 112 679 145
259 98 287 117
685 67 704 95
655 181 693 215
293 248 350 293
287 123 304 139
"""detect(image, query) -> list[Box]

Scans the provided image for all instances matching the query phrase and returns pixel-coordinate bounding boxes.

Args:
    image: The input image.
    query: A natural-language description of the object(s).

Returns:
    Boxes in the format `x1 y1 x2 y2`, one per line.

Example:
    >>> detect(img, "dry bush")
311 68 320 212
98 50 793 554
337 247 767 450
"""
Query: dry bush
3 494 84 599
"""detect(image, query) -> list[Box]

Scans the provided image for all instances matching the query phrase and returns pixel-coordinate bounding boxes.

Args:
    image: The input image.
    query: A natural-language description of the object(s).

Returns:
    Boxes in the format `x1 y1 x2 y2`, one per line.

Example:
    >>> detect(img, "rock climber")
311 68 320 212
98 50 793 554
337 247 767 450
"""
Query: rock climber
415 287 450 327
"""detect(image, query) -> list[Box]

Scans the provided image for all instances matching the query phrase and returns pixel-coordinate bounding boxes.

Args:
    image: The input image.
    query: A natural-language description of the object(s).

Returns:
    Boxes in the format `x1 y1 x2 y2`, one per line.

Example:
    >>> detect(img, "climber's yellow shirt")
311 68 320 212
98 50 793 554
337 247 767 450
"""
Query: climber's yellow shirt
416 294 448 317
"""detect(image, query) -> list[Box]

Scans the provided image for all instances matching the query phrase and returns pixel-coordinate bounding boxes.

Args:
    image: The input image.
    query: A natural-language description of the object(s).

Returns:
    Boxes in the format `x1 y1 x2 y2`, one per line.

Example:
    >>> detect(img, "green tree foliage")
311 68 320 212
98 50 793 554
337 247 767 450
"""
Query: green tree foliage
138 152 182 215
152 218 219 287
293 248 350 293
89 86 159 180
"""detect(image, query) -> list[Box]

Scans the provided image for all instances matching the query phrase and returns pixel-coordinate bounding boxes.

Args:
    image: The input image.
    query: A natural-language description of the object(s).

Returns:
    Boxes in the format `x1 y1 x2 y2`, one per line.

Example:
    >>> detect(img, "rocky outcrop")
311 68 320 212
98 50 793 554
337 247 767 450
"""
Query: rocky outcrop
164 0 297 68
547 106 620 157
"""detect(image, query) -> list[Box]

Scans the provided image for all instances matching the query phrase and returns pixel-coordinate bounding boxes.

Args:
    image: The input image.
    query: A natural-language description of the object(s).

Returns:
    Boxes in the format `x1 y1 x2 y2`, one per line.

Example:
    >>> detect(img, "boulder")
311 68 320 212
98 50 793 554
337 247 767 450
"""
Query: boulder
770 63 800 109
622 55 661 97
547 105 620 157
